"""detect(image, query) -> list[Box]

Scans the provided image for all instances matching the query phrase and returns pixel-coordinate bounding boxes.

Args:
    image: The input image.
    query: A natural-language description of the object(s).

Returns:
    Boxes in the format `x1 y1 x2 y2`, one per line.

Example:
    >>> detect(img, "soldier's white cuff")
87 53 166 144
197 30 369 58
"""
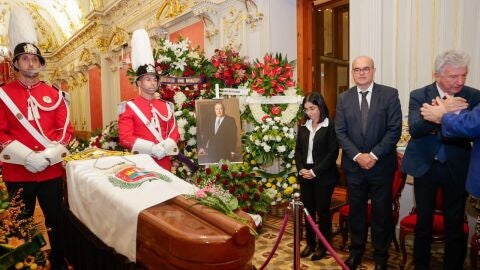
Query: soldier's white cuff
132 138 154 155
42 143 70 165
0 140 33 165
162 138 179 156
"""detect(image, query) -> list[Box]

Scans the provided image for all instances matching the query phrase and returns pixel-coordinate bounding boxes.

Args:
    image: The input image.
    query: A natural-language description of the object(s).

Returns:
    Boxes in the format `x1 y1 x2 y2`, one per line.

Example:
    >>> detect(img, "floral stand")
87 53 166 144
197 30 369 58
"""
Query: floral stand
269 202 292 219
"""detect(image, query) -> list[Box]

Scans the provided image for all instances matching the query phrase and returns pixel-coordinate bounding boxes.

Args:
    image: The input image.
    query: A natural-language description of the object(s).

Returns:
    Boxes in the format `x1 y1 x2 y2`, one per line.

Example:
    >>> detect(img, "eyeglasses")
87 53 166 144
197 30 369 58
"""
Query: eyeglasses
352 67 372 74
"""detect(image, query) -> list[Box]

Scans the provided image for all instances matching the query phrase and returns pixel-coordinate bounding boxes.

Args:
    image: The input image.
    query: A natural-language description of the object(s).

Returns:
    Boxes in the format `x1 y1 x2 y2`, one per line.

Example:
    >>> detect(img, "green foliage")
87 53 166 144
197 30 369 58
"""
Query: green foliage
193 162 272 216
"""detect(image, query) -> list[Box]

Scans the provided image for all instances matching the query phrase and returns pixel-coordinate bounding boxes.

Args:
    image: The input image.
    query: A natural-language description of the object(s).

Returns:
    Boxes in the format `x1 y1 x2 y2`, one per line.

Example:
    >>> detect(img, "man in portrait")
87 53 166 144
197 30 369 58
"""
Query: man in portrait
198 100 240 164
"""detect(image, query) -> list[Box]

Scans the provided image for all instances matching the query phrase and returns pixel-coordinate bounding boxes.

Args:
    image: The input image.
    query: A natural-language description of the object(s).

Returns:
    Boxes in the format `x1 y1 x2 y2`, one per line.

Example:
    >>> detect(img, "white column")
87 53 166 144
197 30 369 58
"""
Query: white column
100 56 121 127
350 0 480 114
349 0 383 81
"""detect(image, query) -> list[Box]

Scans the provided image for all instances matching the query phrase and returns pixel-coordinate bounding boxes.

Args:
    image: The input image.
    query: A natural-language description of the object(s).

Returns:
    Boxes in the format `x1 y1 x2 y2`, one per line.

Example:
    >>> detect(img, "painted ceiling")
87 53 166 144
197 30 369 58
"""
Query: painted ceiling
0 0 92 54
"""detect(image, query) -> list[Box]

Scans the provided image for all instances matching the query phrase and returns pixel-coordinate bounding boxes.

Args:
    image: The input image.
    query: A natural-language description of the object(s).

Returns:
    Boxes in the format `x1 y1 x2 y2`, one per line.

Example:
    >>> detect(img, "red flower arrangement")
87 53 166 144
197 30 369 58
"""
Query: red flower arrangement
249 53 296 97
159 83 212 111
193 162 271 215
210 48 250 88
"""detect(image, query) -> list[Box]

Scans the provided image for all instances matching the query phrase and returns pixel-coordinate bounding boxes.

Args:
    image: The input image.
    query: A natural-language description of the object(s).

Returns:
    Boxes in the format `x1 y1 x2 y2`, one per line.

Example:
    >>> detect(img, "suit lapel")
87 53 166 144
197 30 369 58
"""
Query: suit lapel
426 82 440 101
313 125 328 146
347 87 363 130
367 84 380 131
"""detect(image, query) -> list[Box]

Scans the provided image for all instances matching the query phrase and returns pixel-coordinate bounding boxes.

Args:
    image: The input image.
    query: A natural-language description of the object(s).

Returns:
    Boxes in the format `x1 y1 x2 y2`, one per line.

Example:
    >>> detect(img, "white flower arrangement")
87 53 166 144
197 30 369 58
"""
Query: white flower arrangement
173 92 187 109
154 37 205 77
247 88 302 125
243 117 296 169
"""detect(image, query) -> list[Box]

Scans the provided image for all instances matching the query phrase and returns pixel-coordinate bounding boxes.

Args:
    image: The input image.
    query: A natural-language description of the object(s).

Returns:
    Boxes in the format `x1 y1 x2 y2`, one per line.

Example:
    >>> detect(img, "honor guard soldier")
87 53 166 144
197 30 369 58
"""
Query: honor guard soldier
118 29 180 171
0 7 74 270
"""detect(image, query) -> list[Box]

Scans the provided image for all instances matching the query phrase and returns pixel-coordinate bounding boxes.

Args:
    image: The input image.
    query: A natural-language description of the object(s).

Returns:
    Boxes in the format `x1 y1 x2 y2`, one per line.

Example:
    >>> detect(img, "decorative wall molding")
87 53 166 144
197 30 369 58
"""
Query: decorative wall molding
243 0 264 30
45 0 272 128
220 6 246 51
156 0 189 20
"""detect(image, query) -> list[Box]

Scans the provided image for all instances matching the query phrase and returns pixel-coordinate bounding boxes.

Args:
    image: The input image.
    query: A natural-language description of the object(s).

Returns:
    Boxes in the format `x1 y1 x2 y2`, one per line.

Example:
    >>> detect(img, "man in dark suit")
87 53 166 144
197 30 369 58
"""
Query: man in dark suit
402 50 480 270
421 102 480 198
335 56 402 270
201 102 238 163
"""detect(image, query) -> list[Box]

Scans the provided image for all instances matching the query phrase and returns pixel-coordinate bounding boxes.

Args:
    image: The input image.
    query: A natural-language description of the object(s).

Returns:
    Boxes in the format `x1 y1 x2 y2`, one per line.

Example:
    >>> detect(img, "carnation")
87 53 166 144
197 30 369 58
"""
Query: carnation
177 118 188 128
178 127 185 140
174 92 187 108
188 126 197 135
187 138 196 146
174 110 183 116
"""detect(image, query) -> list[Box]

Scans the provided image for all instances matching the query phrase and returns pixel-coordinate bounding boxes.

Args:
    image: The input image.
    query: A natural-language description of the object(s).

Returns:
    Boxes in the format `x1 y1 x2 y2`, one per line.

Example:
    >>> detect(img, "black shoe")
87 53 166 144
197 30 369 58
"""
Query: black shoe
375 263 387 270
344 256 361 270
311 246 327 261
300 245 315 257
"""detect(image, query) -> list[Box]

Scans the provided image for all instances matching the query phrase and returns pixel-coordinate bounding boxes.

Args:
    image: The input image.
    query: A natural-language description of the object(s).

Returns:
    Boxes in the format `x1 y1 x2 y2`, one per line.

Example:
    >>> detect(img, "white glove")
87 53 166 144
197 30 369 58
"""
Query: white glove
151 143 166 159
25 152 50 173
161 138 179 156
42 143 69 165
132 138 154 155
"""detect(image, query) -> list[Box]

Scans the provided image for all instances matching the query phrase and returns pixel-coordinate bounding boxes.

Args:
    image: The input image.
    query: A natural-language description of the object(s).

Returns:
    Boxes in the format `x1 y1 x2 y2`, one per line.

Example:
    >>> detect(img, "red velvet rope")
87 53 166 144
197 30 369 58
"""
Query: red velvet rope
258 212 289 270
304 208 350 270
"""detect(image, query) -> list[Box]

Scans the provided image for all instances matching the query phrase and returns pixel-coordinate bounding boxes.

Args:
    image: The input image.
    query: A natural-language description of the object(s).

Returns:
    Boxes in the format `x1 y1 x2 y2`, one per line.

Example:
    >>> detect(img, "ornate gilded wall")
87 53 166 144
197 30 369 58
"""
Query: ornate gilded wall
44 0 287 137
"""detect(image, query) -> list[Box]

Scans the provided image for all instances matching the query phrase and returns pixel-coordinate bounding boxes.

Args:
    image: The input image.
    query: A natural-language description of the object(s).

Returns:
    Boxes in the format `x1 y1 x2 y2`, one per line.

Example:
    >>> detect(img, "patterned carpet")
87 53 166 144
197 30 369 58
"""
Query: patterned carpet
34 199 474 269
252 212 471 270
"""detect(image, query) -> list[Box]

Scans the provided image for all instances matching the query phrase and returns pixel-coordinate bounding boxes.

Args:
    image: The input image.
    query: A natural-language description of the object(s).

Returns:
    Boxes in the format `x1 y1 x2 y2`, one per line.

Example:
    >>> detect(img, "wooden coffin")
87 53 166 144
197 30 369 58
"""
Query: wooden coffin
136 195 255 270
64 152 254 269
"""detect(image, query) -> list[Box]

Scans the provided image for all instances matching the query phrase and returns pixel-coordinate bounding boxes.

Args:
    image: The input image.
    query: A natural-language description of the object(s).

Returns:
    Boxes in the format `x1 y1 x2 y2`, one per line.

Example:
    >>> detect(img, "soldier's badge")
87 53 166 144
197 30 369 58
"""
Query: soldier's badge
43 96 52 103
16 113 23 120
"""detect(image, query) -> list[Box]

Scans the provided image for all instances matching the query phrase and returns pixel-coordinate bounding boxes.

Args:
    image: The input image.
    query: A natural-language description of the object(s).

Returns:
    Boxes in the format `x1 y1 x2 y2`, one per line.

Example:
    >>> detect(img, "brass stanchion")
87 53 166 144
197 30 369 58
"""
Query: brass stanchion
292 192 303 270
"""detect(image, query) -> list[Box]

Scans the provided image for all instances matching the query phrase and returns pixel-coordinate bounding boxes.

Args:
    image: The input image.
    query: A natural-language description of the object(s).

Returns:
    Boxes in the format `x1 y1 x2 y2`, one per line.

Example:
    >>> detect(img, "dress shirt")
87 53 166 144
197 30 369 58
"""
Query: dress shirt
357 82 374 108
215 116 224 134
352 82 378 161
303 118 329 177
436 83 462 115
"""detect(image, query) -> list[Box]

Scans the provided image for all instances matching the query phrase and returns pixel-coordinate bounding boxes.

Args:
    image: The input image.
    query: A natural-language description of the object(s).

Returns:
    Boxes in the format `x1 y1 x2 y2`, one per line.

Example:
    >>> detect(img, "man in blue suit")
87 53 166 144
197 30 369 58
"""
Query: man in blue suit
401 50 480 270
335 56 402 270
421 100 480 198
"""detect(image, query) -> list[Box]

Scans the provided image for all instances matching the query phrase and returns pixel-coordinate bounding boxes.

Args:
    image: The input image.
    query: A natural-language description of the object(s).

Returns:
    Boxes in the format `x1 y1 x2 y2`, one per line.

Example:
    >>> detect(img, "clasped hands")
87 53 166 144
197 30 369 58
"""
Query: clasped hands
24 143 70 173
421 95 468 124
299 169 314 179
356 153 377 170
25 150 51 173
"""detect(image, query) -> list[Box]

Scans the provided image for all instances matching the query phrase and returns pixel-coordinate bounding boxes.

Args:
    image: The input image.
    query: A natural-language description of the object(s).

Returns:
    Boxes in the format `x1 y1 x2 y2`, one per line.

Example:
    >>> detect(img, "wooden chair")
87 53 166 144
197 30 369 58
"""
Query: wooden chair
398 187 470 269
338 153 406 250
470 215 480 270
471 232 479 270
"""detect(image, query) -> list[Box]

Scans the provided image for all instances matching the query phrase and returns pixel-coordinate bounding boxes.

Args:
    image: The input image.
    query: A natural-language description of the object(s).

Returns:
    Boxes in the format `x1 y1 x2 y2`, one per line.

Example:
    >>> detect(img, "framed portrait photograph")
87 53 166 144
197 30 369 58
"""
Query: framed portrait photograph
196 98 243 165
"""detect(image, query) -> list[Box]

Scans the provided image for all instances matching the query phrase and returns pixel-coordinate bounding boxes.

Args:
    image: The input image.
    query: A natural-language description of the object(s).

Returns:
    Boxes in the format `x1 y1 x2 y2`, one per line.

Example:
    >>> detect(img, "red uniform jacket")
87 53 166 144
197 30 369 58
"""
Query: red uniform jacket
0 80 74 182
118 96 180 171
